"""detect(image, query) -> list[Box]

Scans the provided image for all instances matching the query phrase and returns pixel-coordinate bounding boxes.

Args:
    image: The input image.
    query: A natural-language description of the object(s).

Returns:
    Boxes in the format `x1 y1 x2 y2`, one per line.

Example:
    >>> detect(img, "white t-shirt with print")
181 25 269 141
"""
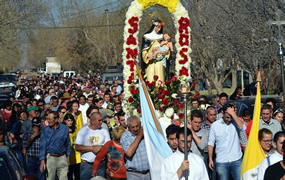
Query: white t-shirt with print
75 125 110 162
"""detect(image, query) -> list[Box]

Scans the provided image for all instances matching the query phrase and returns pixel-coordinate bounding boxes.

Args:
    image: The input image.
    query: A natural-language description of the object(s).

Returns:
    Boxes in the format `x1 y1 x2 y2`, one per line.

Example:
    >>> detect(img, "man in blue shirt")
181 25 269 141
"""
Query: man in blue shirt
208 103 246 180
120 116 150 180
39 111 70 180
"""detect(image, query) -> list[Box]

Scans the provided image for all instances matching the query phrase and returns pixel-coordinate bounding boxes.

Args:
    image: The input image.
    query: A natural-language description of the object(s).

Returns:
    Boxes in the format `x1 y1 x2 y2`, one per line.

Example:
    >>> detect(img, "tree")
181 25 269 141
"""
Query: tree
0 0 46 71
182 0 281 94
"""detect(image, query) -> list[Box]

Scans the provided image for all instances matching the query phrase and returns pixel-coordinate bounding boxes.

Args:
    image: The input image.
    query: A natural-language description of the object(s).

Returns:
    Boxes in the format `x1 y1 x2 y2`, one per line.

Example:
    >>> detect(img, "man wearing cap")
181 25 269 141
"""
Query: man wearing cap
23 117 44 180
21 106 38 135
40 111 70 180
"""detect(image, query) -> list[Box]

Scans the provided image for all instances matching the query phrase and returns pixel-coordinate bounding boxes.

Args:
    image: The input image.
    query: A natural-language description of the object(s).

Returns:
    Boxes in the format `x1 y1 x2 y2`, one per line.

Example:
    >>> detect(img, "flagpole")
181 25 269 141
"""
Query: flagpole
135 61 162 135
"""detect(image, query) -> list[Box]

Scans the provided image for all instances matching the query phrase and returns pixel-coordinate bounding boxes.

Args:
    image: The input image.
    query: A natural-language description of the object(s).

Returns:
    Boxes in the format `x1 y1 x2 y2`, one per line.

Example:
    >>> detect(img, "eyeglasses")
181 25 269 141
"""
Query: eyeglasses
262 139 272 143
59 111 66 114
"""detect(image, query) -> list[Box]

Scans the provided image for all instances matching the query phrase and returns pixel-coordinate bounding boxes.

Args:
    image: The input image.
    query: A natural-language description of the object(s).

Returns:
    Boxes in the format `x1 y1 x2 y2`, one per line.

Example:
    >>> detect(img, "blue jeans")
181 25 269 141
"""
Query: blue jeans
80 160 106 180
216 158 242 180
27 157 44 180
204 152 216 180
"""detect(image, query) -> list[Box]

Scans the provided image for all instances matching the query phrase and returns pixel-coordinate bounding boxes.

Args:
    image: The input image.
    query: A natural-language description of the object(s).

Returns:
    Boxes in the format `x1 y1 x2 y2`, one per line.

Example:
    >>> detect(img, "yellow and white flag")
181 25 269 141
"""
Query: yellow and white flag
241 72 266 179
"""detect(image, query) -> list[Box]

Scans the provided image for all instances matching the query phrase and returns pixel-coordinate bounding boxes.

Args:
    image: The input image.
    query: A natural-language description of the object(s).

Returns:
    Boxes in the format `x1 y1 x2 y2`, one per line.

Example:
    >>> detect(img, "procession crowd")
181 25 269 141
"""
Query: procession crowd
0 74 285 180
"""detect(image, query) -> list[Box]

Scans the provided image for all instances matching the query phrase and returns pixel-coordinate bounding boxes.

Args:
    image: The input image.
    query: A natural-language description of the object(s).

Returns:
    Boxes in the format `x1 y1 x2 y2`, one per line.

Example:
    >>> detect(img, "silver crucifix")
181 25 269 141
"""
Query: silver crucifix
267 9 285 44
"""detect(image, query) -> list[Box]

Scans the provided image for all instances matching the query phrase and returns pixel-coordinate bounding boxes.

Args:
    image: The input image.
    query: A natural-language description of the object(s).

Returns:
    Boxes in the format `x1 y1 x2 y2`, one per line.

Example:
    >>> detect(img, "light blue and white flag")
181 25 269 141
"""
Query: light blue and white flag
139 79 172 180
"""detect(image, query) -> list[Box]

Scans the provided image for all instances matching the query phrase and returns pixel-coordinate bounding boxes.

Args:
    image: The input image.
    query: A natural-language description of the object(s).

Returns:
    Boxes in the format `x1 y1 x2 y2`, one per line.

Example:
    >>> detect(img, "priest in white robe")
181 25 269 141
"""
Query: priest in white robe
161 127 209 180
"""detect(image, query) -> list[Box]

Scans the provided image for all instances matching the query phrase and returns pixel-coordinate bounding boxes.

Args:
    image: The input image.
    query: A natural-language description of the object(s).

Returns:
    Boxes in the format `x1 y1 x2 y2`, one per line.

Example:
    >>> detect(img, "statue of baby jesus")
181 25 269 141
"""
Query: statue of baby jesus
152 33 173 69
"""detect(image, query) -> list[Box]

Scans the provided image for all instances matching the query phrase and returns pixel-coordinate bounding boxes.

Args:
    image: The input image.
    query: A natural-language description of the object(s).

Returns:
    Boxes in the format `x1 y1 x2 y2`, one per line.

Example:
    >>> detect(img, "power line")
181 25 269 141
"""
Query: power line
53 1 122 20
14 23 126 30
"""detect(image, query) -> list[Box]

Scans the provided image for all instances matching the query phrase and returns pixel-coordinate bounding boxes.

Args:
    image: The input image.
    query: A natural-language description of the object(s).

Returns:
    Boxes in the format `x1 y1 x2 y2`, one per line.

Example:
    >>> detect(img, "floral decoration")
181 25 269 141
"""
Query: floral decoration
122 0 192 124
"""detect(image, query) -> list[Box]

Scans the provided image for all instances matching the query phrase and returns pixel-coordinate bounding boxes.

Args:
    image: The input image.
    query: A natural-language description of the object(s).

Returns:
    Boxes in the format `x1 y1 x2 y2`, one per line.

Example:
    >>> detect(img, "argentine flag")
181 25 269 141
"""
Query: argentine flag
139 79 172 180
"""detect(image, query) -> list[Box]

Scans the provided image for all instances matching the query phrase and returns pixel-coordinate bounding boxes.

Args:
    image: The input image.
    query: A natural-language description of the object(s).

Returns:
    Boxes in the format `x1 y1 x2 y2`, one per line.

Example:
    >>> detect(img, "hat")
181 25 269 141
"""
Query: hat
27 106 38 113
61 92 72 99
32 117 41 127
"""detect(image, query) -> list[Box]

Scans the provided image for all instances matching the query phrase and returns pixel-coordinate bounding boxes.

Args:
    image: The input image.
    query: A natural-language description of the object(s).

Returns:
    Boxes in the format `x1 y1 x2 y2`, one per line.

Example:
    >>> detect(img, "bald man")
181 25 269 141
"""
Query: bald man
75 112 110 179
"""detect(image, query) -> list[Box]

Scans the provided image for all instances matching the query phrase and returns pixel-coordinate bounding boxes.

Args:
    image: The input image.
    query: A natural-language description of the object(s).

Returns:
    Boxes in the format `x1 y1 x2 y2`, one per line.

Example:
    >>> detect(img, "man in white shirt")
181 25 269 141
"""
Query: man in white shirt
208 103 246 180
102 93 111 109
78 95 89 125
75 112 110 179
161 127 209 180
257 131 285 180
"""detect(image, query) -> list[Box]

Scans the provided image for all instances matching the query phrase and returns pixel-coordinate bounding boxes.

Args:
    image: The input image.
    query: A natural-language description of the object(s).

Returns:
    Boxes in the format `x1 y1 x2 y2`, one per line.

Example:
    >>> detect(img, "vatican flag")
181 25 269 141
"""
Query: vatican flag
241 72 266 179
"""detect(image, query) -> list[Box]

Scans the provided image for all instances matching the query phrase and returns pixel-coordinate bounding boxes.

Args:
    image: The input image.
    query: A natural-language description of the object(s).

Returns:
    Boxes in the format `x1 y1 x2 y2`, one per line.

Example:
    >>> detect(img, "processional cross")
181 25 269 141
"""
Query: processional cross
267 9 285 44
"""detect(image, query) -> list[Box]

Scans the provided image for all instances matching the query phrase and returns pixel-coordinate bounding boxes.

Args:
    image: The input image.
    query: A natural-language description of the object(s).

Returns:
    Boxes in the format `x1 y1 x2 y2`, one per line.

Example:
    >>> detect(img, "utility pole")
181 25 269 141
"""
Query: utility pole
105 9 109 40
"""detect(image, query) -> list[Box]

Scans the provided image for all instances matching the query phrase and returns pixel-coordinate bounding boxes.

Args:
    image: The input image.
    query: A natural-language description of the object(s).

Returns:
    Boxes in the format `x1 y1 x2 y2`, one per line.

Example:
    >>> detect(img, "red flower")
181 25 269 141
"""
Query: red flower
126 60 135 71
148 81 155 88
179 66 189 76
145 81 150 86
196 91 200 95
127 80 132 84
190 82 195 90
128 17 139 34
180 104 184 108
162 90 169 96
159 107 164 112
174 99 179 105
128 97 133 103
137 108 141 114
121 80 124 84
158 88 163 93
130 89 137 95
153 75 158 80
179 113 184 119
157 94 163 99
154 104 156 108
171 115 174 119
193 95 197 100
126 35 137 45
126 48 138 60
162 99 169 106
165 81 171 86
179 34 189 46
170 76 178 81
176 107 180 111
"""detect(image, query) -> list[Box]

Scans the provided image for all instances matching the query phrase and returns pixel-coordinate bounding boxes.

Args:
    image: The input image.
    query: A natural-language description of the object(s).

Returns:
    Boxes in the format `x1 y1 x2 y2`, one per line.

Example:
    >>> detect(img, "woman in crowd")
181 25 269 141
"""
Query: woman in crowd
63 113 80 180
94 98 104 110
57 106 67 123
7 103 22 131
86 105 99 125
9 110 27 167
92 126 127 180
42 109 52 127
273 109 285 131
66 100 83 133
1 100 12 130
230 87 242 100
241 108 253 139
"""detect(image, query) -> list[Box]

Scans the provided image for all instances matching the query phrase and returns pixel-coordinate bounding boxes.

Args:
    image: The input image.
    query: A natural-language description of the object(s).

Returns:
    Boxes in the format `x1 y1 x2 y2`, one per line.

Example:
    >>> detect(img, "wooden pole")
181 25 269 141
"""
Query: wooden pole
135 62 162 135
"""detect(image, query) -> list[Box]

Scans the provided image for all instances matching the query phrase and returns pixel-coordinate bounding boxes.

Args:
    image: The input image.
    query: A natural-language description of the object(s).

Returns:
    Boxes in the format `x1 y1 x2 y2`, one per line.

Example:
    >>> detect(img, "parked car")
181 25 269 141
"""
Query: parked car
0 146 36 180
63 71 76 78
0 74 18 84
101 65 123 85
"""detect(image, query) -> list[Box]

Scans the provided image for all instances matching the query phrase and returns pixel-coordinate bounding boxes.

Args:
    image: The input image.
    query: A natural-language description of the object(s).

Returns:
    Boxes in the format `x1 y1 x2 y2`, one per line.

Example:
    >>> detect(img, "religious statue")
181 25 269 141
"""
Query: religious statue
141 19 172 84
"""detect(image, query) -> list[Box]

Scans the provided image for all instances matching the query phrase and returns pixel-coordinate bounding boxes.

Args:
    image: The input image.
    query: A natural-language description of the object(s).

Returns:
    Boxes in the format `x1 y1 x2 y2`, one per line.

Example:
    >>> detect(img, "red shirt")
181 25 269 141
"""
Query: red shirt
1 110 11 127
93 140 126 178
